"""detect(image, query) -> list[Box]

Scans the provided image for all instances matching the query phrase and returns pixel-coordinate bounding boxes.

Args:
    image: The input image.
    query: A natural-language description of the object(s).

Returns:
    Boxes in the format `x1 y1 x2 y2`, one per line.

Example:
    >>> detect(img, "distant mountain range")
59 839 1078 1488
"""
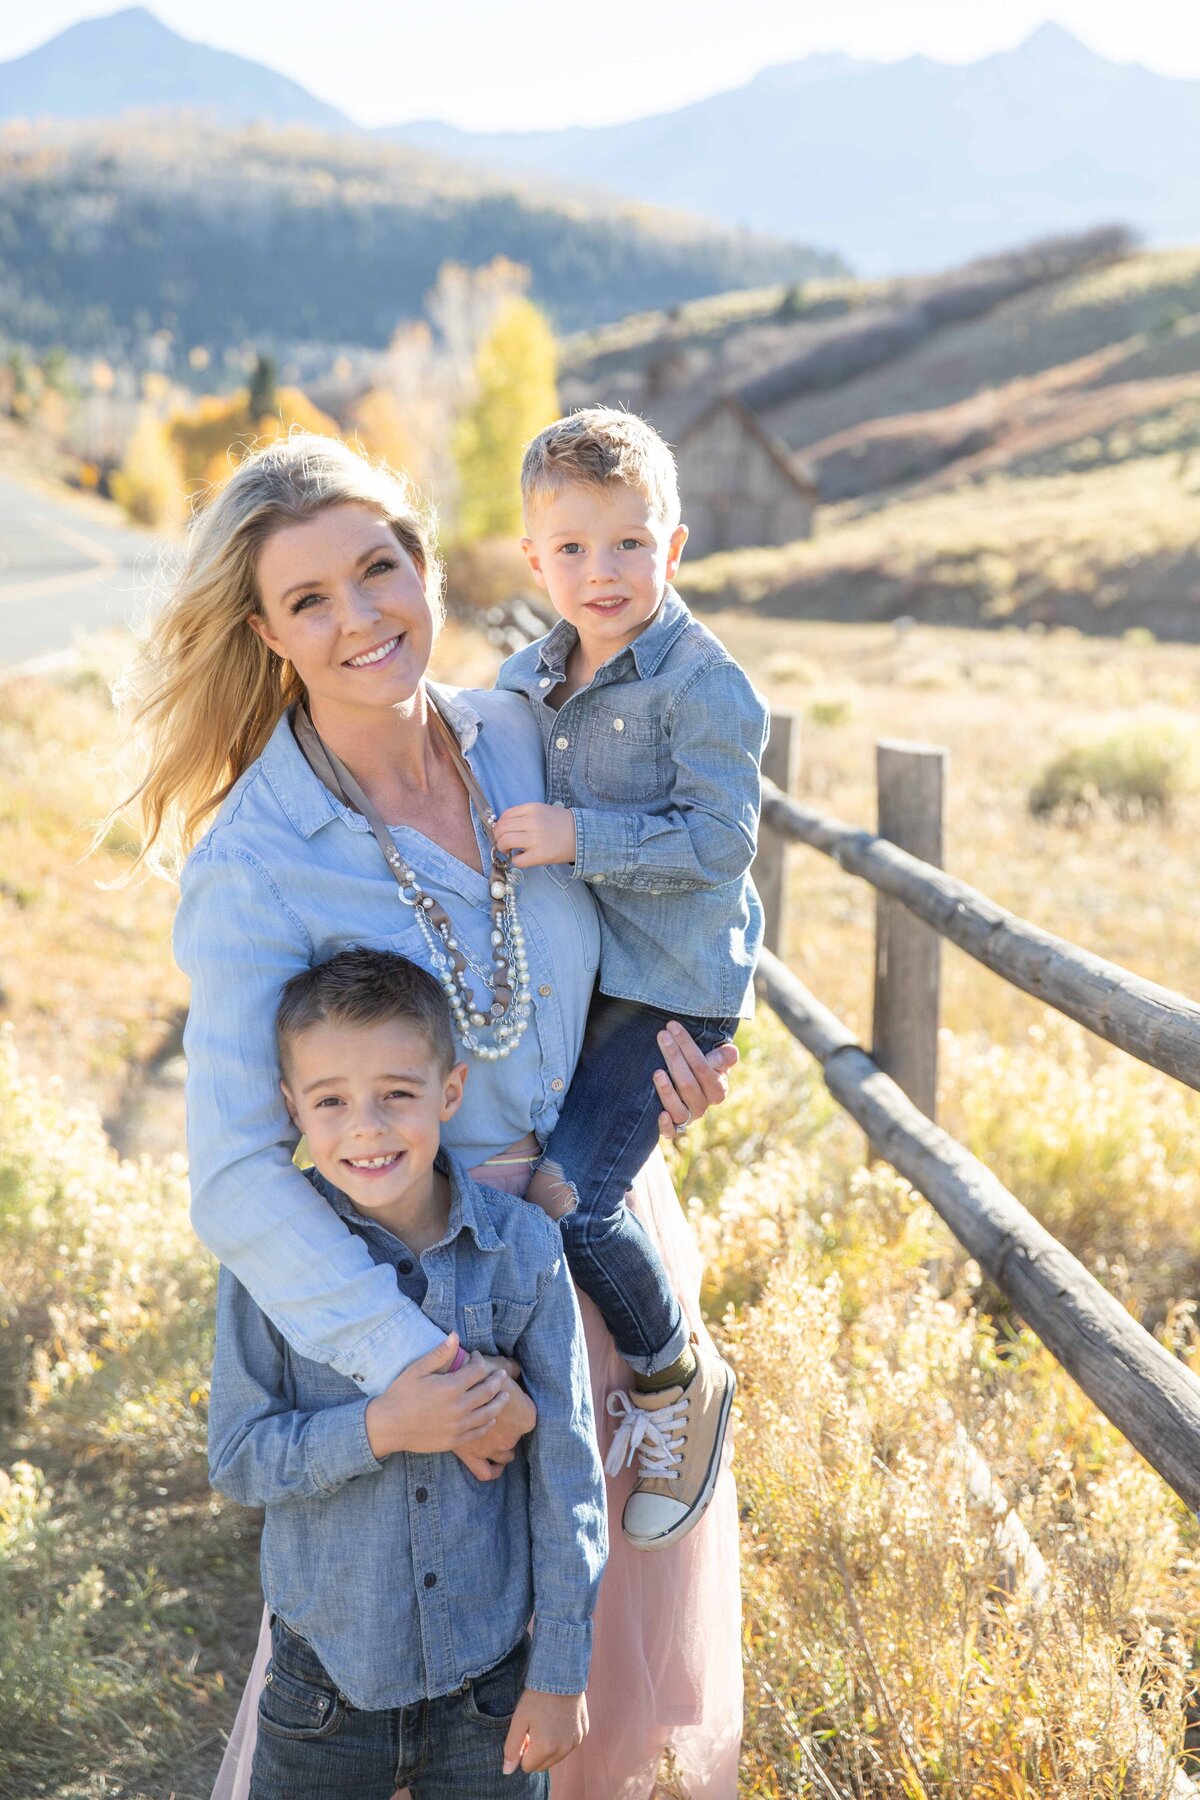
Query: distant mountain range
389 25 1200 275
2 11 1198 276
0 6 348 132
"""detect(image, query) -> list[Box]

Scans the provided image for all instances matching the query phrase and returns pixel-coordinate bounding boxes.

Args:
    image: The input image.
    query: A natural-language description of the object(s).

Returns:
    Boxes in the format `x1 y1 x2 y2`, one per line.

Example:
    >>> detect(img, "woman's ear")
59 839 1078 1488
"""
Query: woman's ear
440 1062 468 1123
248 609 285 656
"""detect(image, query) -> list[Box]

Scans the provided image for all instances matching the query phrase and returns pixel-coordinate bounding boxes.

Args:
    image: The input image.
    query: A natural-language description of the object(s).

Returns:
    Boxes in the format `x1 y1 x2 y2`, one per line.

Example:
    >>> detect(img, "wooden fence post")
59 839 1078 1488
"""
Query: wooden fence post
755 709 800 960
872 740 946 1121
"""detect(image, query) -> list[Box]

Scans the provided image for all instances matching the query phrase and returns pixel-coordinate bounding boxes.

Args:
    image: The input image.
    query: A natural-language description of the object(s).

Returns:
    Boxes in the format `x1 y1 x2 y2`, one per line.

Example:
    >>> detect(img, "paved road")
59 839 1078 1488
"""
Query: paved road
0 472 162 666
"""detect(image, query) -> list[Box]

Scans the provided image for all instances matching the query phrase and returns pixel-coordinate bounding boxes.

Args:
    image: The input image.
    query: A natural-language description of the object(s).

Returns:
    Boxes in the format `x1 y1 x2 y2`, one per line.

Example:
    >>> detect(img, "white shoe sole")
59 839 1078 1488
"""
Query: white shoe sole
622 1360 736 1553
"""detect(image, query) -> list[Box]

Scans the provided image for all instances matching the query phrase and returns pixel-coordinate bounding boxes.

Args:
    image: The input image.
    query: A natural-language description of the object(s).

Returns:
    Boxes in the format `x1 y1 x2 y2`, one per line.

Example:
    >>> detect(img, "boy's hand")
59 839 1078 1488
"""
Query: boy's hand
364 1334 514 1460
494 803 577 869
503 1688 588 1775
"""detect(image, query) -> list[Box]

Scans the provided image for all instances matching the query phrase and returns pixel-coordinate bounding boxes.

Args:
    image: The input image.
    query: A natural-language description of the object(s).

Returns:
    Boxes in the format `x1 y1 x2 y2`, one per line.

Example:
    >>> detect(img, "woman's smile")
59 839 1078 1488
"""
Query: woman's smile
343 633 405 670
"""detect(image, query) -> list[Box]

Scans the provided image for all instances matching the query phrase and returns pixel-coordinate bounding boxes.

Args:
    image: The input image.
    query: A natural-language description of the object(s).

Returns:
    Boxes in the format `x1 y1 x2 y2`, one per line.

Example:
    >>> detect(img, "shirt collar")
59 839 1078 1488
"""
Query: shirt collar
258 683 487 843
535 585 693 682
313 1150 502 1256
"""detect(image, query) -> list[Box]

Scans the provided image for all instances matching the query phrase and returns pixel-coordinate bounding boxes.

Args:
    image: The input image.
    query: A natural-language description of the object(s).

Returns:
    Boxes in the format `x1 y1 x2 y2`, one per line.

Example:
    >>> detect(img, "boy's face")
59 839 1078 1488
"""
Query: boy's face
521 483 687 662
281 1018 466 1220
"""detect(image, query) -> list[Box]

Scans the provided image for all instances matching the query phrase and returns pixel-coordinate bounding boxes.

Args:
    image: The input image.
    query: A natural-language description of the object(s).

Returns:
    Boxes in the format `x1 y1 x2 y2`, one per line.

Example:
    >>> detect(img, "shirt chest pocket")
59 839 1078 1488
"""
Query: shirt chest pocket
461 1297 536 1357
583 706 667 805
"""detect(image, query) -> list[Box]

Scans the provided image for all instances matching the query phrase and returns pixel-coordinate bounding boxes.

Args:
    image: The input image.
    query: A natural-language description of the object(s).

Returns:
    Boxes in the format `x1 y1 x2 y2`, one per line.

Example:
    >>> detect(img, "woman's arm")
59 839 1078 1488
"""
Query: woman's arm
654 1024 739 1140
176 841 447 1396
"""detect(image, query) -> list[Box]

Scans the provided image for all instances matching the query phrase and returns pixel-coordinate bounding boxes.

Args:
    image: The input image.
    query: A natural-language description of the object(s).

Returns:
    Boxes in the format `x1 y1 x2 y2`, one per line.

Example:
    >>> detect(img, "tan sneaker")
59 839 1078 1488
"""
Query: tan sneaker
604 1337 735 1551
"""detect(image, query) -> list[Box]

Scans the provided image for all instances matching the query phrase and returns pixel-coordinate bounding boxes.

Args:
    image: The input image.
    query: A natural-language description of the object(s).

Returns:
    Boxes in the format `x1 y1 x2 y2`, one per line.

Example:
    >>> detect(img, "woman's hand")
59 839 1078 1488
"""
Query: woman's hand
455 1353 538 1481
653 1021 739 1140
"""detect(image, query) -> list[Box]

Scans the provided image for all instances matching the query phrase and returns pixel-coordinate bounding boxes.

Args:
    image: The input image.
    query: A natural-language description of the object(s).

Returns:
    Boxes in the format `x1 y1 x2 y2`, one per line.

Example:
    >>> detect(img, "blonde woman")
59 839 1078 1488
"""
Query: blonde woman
122 435 743 1800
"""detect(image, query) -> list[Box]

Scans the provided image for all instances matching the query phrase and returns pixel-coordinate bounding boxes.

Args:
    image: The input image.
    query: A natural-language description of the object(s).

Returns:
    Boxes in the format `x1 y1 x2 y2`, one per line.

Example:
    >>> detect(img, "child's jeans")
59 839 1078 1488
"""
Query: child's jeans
249 1618 548 1800
539 993 739 1376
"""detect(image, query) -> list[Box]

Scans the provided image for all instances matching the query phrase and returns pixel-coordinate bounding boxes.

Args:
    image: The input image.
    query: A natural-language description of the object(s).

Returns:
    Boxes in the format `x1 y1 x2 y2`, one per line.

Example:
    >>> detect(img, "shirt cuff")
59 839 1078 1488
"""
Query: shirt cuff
304 1399 384 1494
570 807 634 883
330 1305 448 1397
525 1616 593 1696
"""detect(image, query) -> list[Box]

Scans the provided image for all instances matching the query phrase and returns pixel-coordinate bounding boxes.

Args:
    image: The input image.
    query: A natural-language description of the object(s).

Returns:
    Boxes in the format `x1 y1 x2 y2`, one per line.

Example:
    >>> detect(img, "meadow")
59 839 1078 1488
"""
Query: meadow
5 613 1200 1795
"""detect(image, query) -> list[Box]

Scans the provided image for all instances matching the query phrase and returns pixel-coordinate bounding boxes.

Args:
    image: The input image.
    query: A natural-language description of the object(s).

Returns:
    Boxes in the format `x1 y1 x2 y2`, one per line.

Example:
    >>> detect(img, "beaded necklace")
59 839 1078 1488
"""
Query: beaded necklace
292 702 532 1063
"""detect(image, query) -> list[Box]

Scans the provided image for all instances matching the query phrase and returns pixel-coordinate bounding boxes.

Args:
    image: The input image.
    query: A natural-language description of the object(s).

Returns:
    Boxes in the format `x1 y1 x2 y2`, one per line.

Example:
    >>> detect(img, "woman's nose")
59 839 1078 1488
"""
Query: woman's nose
340 581 382 629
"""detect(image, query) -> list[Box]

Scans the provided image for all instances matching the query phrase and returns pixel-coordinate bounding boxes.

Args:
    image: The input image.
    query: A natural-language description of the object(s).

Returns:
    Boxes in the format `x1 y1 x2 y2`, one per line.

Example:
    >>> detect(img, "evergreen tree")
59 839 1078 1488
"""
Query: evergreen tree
248 353 278 421
453 298 557 540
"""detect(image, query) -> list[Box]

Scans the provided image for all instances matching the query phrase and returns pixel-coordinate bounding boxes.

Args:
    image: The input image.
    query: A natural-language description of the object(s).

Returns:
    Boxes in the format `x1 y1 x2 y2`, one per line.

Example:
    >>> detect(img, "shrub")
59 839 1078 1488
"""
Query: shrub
1029 707 1199 818
109 409 185 528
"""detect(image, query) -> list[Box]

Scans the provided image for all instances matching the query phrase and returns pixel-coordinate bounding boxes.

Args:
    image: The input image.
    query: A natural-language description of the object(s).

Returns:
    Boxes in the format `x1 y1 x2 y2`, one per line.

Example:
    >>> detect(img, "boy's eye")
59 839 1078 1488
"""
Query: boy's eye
384 1088 416 1101
619 538 644 551
558 542 583 555
313 1094 343 1108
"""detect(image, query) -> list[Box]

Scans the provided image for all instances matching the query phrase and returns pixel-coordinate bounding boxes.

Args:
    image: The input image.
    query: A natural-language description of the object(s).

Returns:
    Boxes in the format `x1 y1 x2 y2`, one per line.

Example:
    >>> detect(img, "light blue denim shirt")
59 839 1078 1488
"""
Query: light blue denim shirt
207 1152 607 1708
175 685 600 1397
496 588 769 1018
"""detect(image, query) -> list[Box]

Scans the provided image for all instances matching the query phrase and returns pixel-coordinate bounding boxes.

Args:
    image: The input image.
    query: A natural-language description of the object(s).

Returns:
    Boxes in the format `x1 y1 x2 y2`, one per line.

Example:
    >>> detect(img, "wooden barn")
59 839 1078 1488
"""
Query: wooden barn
669 395 818 559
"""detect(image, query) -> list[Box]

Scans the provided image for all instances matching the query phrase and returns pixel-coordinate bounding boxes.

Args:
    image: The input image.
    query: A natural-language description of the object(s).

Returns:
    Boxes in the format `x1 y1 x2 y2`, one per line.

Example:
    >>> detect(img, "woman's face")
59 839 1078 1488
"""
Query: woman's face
251 503 435 728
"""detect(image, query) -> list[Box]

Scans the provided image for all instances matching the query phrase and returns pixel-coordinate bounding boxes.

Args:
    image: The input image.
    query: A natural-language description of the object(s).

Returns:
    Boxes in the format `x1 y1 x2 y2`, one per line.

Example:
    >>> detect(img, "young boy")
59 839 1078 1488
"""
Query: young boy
494 406 769 1553
207 947 606 1800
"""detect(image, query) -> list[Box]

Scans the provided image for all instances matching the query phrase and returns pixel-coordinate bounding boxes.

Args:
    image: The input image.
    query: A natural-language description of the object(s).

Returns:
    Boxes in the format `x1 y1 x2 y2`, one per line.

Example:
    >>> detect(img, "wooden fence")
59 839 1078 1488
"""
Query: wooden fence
753 711 1200 1514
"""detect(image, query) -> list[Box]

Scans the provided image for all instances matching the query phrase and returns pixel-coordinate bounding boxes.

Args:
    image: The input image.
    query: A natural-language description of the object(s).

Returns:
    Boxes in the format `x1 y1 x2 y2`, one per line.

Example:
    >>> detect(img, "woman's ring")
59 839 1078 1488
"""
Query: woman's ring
674 1104 693 1137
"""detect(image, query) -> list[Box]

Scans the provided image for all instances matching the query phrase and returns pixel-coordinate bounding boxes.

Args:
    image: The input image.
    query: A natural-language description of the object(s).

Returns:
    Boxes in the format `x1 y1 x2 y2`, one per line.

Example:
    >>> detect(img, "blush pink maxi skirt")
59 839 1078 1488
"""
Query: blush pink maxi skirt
209 1150 742 1800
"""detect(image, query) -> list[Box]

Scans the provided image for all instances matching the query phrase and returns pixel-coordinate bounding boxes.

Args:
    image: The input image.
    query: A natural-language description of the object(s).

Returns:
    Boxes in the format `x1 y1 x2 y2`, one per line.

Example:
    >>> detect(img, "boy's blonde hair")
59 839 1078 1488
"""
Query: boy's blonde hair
111 432 441 878
521 406 680 527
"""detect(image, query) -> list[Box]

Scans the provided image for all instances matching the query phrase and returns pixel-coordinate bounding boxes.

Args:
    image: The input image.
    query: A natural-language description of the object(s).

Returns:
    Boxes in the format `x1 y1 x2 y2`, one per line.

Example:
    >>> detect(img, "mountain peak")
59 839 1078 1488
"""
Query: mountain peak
1010 21 1099 61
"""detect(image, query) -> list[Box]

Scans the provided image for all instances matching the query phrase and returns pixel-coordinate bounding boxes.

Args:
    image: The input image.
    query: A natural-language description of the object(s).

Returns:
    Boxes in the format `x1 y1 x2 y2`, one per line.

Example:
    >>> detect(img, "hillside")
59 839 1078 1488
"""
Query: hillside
390 25 1200 275
0 118 839 358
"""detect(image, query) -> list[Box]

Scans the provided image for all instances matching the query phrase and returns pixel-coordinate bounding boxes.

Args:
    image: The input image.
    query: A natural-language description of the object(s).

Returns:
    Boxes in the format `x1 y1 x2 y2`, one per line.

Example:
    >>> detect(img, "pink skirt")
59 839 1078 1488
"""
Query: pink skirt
209 1150 742 1800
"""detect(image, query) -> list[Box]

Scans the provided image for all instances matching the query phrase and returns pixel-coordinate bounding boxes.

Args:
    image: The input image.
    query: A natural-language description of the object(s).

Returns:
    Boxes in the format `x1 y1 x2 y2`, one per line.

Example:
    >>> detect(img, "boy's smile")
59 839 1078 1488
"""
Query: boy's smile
521 484 688 672
281 1017 466 1250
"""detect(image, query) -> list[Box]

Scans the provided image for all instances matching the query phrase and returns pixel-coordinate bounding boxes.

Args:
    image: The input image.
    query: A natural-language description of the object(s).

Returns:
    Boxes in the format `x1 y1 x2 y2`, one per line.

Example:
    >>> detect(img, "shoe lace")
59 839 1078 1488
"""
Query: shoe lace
604 1389 689 1481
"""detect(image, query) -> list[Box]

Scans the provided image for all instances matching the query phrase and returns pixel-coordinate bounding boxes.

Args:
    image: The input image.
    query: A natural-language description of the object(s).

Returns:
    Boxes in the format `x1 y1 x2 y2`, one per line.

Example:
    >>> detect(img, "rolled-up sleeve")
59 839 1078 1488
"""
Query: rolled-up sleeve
570 662 769 893
515 1245 607 1695
176 840 446 1394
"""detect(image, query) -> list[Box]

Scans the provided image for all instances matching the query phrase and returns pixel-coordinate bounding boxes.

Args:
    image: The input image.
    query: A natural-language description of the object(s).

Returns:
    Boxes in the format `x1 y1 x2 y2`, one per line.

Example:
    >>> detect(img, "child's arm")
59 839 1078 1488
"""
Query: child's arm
208 1273 518 1508
501 1231 607 1772
495 662 769 893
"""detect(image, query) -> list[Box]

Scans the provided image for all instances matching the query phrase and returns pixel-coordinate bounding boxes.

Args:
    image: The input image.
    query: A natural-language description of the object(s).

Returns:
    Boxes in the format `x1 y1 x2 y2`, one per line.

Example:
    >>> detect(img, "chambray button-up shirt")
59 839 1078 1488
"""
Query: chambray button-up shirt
175 686 600 1397
207 1154 606 1708
497 588 769 1018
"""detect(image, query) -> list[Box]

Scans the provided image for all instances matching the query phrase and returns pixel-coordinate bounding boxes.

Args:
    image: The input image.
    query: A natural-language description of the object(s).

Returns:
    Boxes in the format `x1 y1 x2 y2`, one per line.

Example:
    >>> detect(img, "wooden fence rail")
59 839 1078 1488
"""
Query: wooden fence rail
759 771 1200 1097
756 947 1200 1513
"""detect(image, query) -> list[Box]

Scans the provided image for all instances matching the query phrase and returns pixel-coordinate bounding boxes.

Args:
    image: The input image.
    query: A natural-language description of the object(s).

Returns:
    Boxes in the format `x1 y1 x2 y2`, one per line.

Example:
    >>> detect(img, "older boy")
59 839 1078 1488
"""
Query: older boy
207 947 606 1799
494 406 768 1553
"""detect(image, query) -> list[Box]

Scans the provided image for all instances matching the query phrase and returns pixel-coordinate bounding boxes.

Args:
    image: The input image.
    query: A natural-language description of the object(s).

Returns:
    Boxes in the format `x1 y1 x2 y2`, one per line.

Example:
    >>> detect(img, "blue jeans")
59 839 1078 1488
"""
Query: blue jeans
249 1618 549 1800
540 994 739 1375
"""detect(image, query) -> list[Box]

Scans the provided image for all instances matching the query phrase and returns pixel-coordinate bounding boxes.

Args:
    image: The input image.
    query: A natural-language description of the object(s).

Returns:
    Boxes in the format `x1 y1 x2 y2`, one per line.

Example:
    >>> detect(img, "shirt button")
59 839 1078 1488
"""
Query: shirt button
538 677 552 689
613 718 625 731
352 1374 364 1385
593 873 604 884
398 1260 413 1275
424 1572 438 1589
551 1078 564 1092
538 984 552 996
414 1486 429 1503
555 735 569 750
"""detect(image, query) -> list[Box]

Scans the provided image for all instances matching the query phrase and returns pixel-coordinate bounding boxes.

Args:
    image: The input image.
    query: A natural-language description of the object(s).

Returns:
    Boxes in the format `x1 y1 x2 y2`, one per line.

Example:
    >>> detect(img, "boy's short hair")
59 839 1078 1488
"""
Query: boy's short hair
276 947 457 1077
521 406 681 527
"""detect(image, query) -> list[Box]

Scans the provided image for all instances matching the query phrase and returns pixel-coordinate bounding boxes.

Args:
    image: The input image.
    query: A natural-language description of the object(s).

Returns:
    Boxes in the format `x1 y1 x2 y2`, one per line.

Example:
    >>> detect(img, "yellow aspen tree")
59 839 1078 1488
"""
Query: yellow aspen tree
453 297 557 540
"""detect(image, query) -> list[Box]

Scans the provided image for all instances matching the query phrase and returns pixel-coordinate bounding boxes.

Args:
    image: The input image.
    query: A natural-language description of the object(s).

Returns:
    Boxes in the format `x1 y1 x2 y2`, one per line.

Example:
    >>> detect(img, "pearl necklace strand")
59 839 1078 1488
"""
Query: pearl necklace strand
383 827 532 1062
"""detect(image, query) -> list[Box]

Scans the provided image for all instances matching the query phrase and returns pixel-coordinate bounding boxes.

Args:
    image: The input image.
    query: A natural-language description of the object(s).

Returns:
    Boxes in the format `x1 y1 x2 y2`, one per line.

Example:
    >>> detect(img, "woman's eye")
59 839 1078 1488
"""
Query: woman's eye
366 559 396 577
290 592 324 614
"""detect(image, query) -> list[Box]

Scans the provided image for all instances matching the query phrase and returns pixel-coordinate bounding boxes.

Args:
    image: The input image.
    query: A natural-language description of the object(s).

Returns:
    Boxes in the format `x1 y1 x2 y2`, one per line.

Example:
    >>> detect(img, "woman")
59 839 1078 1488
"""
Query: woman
123 434 743 1799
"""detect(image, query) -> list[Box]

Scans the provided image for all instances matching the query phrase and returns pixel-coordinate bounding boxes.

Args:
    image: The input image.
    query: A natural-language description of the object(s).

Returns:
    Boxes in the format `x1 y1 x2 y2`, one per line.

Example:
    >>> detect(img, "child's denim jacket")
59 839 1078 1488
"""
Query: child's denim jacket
207 1153 606 1710
497 588 769 1018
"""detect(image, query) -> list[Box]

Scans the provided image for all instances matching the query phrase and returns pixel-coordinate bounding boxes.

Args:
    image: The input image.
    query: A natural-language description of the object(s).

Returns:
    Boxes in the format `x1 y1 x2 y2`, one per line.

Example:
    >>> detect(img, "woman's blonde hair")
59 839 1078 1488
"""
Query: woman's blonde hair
113 432 442 878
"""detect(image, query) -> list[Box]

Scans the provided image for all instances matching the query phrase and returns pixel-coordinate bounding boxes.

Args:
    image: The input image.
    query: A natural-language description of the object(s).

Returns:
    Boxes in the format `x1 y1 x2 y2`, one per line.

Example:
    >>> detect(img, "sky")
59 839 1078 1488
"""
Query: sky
1 0 1198 131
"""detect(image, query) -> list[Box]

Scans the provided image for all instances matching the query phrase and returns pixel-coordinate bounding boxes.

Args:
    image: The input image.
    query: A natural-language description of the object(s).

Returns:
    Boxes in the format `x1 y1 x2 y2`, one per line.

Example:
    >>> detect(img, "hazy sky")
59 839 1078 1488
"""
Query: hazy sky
2 0 1198 130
